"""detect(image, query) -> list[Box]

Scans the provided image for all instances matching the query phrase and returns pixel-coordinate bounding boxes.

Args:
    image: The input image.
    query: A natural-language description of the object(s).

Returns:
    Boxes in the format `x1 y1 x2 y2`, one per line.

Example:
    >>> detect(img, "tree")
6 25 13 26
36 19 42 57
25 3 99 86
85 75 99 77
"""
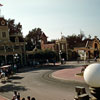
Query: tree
32 49 57 65
33 50 44 60
66 33 86 49
7 19 22 34
16 22 22 33
44 49 57 61
25 28 45 50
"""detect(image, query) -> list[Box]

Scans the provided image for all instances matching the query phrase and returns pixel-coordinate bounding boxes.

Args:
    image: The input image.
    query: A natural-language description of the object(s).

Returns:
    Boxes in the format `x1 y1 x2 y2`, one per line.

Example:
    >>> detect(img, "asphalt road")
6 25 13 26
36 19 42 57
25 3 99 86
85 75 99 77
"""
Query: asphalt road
0 65 89 100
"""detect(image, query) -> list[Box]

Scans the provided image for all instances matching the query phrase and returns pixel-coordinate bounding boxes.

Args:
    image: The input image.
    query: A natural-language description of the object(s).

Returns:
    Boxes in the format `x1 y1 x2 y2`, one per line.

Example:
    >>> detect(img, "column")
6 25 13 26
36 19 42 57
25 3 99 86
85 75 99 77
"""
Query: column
4 45 7 64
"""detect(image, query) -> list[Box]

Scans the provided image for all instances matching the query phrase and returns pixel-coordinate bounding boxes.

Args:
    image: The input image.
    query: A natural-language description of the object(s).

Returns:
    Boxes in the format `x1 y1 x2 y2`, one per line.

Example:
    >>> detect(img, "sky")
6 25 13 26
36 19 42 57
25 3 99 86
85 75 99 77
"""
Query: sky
0 0 100 40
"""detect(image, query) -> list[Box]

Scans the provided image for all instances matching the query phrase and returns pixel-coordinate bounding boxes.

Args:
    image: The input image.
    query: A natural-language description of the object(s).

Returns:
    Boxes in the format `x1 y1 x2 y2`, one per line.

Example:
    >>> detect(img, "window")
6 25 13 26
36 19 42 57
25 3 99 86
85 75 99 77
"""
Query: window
2 32 6 38
61 44 64 50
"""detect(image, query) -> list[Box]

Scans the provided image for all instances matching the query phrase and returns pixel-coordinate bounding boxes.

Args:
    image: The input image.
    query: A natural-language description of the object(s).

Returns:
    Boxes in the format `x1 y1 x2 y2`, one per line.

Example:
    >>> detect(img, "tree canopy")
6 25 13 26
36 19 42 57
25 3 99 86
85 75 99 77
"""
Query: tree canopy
7 19 22 35
66 33 86 49
25 28 45 50
32 49 57 64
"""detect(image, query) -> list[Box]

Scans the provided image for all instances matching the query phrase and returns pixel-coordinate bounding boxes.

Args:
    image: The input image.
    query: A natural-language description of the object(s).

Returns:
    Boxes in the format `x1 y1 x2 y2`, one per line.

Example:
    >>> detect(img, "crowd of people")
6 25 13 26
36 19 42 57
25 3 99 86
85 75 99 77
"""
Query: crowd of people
12 91 36 100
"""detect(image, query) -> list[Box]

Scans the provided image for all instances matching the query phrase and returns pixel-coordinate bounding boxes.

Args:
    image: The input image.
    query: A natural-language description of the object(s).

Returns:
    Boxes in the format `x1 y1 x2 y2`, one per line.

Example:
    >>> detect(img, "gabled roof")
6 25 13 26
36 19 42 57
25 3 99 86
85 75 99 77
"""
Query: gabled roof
40 33 48 39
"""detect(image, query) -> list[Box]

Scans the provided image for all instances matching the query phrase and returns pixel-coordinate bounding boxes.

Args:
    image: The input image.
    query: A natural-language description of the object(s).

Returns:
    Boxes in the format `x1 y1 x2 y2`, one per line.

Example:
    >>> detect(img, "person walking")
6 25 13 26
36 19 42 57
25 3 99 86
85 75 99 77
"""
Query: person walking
27 96 30 100
17 92 20 100
31 97 35 100
22 98 25 100
12 91 17 100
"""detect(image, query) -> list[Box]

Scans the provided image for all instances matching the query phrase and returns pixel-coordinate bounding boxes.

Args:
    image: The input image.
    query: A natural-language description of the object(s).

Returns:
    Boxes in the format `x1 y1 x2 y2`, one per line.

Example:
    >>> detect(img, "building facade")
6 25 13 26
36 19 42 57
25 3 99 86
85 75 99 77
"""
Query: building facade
74 36 100 60
55 36 68 61
40 33 55 51
0 17 26 66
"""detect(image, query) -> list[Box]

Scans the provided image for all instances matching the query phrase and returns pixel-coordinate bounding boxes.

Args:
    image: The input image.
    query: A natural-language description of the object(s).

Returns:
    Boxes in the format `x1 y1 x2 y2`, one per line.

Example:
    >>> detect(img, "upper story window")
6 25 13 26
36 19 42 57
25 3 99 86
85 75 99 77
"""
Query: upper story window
2 32 6 38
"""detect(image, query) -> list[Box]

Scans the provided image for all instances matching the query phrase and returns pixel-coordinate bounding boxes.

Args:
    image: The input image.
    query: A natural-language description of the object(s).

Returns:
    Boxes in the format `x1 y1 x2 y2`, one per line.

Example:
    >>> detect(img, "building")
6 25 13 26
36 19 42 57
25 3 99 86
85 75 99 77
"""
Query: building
0 17 26 66
41 33 55 51
55 36 68 61
74 36 100 60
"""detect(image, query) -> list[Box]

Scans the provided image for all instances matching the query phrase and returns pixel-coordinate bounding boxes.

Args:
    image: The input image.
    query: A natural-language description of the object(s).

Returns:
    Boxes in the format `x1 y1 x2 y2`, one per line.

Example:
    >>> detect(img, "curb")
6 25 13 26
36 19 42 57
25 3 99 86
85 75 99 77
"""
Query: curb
51 72 84 83
51 68 85 83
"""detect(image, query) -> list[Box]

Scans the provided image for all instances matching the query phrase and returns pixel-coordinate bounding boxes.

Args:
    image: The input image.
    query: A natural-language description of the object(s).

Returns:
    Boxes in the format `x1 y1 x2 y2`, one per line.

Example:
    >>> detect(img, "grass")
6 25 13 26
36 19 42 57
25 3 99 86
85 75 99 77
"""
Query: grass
76 72 83 77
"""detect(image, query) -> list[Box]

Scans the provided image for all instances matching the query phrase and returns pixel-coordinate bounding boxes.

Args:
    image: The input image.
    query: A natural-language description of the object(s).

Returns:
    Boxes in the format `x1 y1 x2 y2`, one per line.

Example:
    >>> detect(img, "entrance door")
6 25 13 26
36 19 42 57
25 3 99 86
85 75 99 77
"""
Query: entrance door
94 50 99 58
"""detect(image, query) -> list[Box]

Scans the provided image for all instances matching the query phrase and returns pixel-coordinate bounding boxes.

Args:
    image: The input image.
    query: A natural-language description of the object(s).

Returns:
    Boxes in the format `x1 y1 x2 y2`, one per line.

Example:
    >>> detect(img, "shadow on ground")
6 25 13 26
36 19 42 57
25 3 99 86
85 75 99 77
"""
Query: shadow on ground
0 84 27 93
18 64 80 74
9 76 24 80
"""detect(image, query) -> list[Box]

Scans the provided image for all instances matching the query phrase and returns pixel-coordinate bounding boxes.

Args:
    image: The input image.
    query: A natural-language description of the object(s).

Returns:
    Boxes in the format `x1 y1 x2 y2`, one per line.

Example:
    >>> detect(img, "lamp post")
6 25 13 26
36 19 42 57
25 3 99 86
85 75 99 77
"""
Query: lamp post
84 63 100 100
14 54 19 64
14 54 19 72
59 50 62 64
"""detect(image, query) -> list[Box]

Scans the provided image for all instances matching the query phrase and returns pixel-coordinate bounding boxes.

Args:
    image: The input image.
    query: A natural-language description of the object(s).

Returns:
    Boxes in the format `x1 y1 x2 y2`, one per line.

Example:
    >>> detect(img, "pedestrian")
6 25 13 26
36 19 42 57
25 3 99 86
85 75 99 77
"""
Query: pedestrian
22 98 25 100
94 57 97 62
17 92 20 100
27 96 30 100
31 97 35 100
14 64 17 73
13 91 17 100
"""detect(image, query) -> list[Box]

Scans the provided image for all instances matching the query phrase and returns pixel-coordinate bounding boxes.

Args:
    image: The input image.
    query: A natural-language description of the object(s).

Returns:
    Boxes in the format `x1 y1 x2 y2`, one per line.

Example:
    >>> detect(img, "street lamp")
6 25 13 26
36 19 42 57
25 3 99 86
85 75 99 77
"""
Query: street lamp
14 54 19 72
14 54 19 64
59 50 62 64
84 63 100 100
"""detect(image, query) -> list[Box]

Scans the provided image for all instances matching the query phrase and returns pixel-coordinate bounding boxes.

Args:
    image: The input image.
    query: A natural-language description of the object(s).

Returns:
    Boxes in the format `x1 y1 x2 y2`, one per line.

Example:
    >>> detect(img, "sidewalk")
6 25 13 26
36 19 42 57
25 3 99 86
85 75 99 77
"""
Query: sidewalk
52 61 98 82
52 65 85 82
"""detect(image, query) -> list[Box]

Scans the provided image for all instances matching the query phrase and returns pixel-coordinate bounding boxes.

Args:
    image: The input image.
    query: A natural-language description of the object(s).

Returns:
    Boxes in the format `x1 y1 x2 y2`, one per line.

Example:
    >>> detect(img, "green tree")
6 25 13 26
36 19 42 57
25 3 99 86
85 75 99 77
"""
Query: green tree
33 50 44 60
66 33 85 49
7 19 22 34
32 49 57 64
25 28 45 50
44 50 57 60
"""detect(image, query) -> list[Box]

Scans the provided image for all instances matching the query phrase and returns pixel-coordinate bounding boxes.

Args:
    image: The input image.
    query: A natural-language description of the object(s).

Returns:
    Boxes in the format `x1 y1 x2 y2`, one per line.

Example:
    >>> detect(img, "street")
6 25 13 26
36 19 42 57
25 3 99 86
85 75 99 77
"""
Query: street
0 64 89 100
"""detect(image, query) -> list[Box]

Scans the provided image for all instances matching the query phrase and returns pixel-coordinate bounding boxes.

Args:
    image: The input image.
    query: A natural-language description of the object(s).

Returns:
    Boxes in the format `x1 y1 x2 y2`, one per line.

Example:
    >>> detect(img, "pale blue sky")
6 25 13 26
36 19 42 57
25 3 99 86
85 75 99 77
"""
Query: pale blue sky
1 0 100 40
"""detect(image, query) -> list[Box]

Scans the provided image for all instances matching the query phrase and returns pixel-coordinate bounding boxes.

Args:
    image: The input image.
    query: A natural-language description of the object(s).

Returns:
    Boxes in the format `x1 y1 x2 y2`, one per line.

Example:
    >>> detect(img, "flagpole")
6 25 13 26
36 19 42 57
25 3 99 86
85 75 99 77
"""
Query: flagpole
0 9 1 17
0 4 3 17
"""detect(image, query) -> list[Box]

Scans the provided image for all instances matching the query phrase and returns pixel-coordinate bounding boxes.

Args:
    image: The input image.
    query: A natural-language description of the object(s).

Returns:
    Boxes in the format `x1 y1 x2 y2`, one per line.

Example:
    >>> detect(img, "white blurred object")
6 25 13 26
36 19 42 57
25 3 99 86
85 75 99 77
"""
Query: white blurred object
84 63 100 87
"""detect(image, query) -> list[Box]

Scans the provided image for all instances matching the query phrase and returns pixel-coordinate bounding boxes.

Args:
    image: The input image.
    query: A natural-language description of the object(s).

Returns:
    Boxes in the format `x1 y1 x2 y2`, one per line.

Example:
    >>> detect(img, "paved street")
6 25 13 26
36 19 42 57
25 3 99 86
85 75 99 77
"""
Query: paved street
0 61 93 100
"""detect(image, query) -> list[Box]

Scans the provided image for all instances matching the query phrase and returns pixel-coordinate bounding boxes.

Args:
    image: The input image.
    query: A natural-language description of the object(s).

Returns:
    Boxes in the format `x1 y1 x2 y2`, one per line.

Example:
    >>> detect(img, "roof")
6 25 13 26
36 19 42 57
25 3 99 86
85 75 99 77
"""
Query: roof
0 65 11 69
